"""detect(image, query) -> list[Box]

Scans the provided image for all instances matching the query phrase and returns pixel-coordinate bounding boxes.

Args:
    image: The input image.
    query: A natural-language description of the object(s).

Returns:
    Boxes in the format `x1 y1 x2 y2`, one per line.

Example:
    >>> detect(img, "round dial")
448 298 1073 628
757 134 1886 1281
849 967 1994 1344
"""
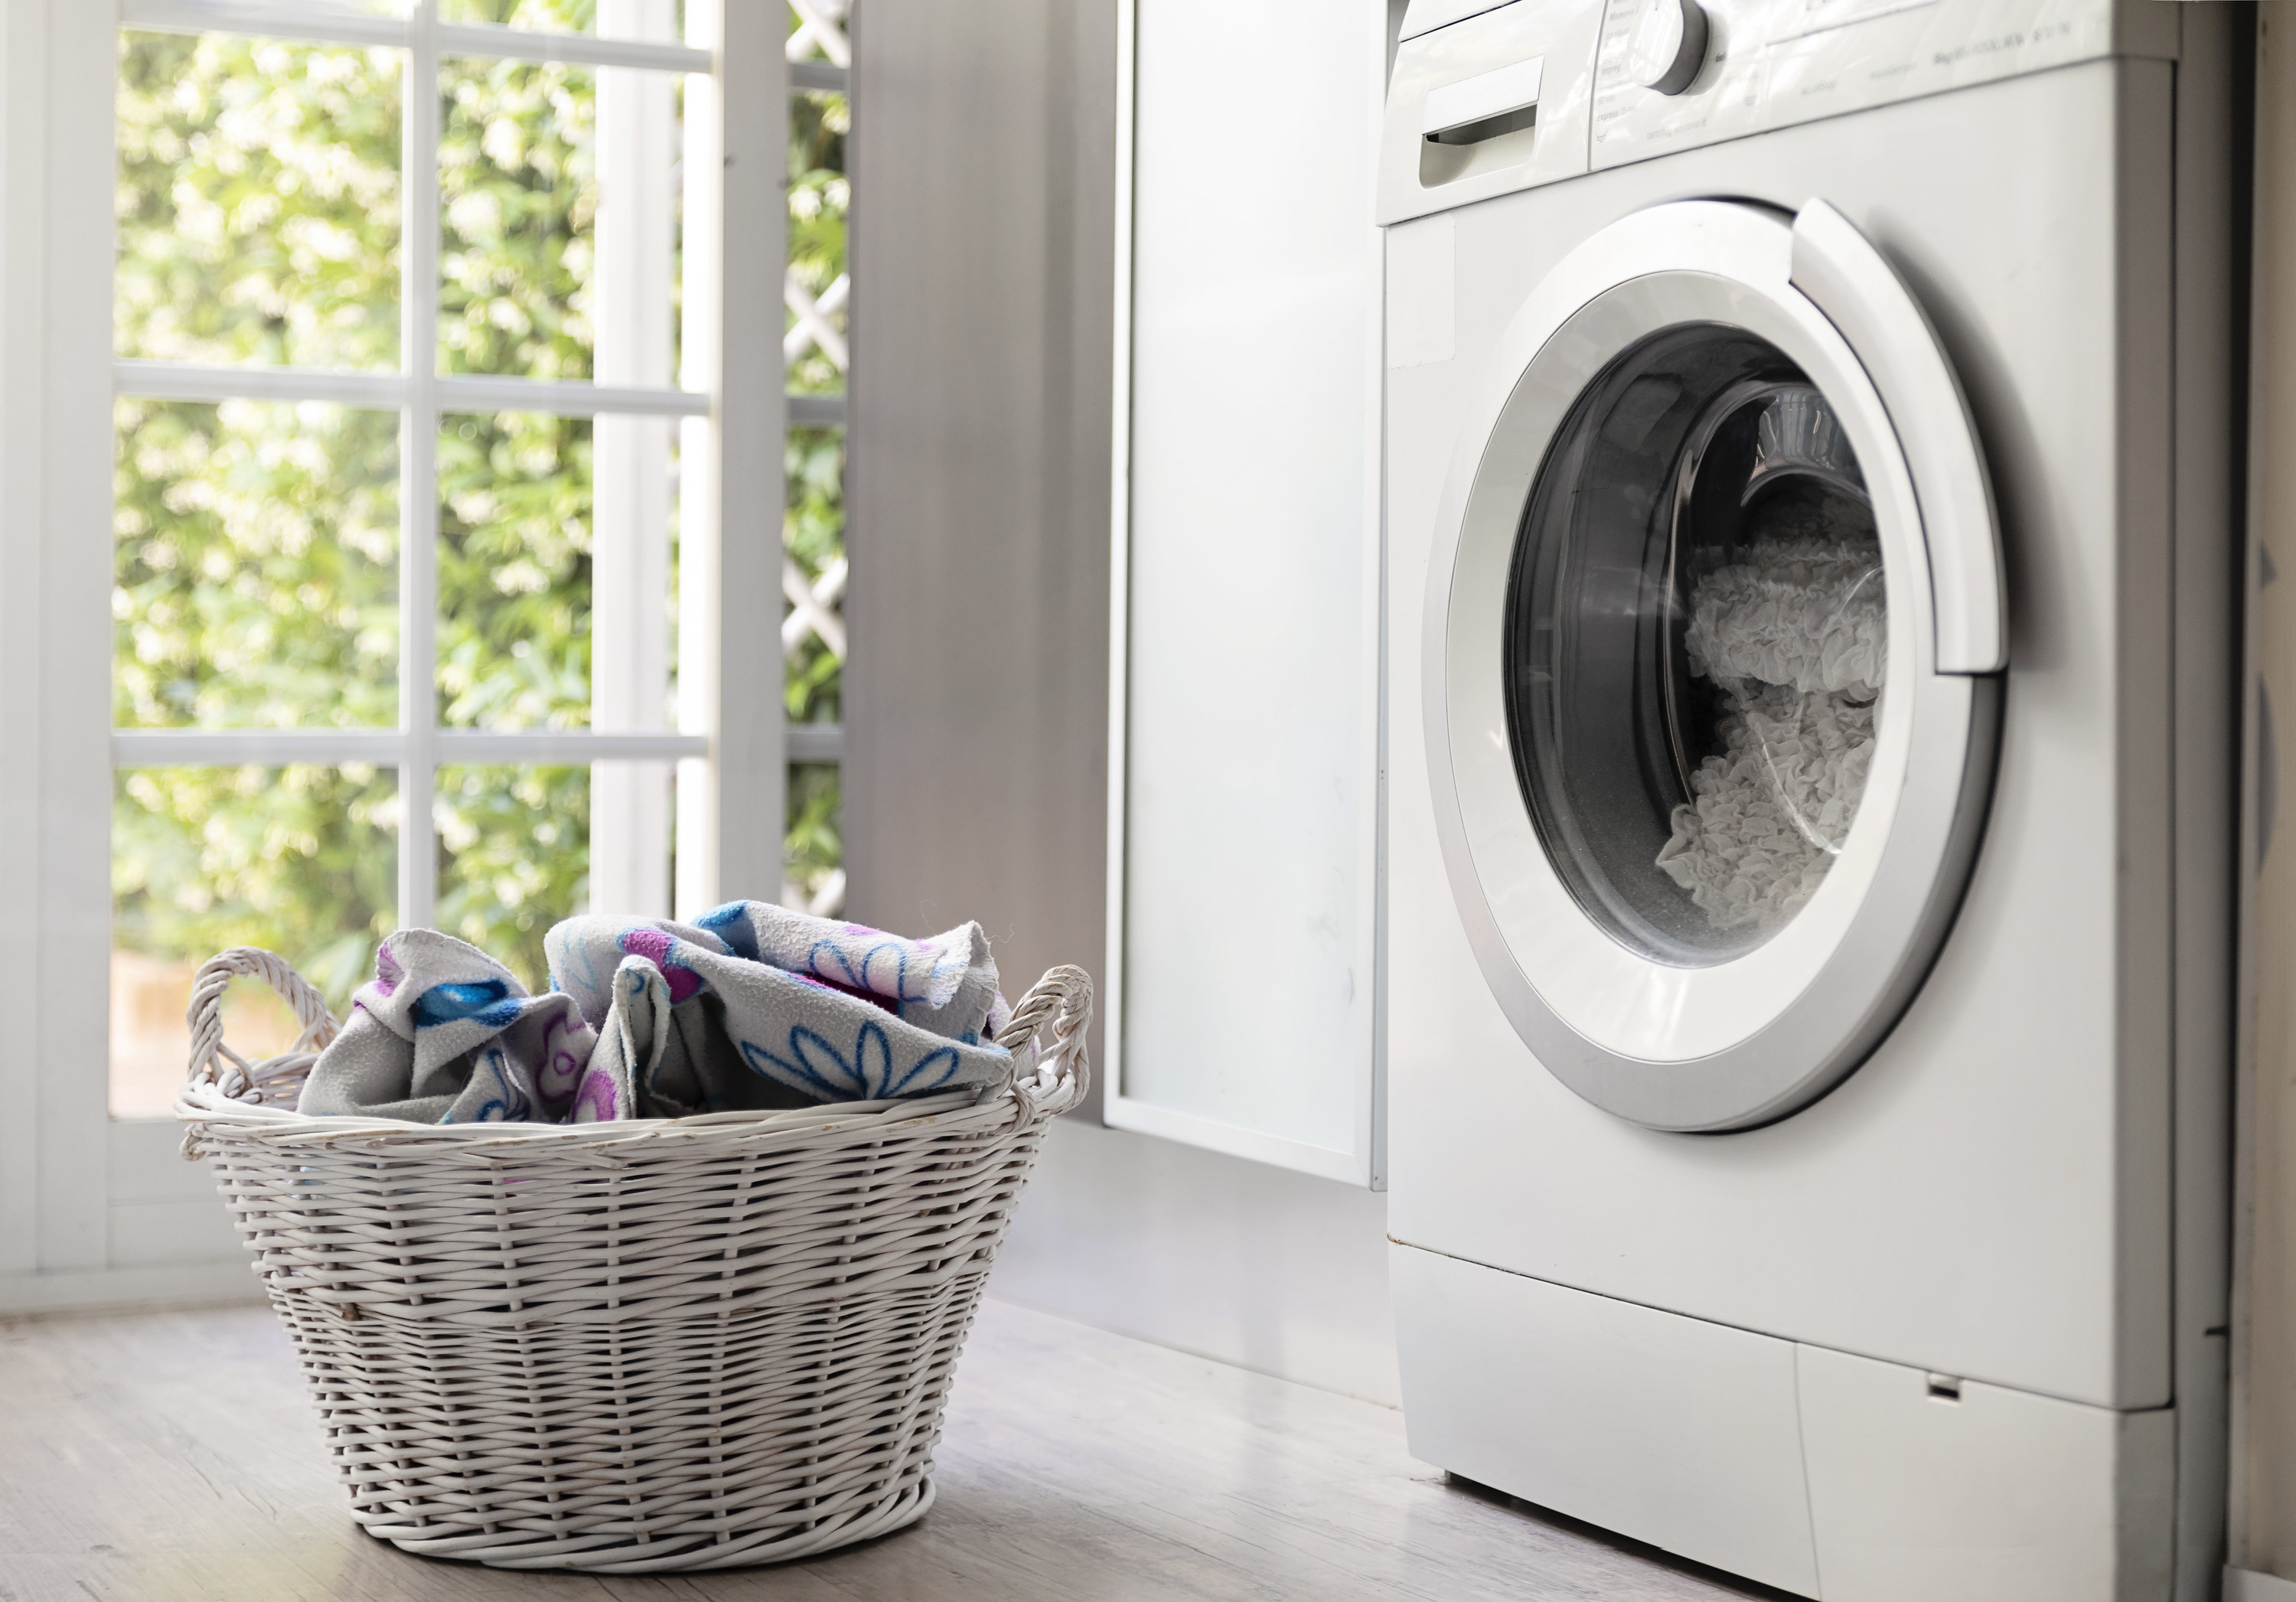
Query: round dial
1627 0 1709 96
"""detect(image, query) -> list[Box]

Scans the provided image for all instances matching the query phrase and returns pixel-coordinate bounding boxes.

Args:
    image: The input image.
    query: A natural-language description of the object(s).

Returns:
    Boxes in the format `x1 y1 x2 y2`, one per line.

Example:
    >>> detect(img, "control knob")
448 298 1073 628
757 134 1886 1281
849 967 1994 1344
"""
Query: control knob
1627 0 1708 96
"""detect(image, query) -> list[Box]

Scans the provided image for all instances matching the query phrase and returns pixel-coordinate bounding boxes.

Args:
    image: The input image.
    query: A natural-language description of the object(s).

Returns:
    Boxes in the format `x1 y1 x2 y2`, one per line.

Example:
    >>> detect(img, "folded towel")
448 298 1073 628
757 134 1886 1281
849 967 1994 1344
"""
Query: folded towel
295 928 599 1123
545 902 1017 1121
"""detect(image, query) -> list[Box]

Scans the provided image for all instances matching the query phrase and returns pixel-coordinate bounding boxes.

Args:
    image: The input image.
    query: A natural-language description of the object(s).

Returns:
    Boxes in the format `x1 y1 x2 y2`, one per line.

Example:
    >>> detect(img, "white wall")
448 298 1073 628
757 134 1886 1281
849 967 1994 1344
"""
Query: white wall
846 0 1400 1406
996 1120 1400 1405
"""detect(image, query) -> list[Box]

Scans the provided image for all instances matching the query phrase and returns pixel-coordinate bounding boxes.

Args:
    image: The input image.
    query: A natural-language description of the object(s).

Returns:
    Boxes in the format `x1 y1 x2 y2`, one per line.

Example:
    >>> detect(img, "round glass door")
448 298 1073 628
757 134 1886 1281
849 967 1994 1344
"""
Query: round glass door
1423 200 2001 1131
1504 326 1887 967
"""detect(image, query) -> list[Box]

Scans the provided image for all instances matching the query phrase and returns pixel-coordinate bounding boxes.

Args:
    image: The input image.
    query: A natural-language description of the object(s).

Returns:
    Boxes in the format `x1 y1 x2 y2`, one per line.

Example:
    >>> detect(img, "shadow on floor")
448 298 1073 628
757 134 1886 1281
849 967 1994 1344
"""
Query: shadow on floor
1441 1474 1809 1600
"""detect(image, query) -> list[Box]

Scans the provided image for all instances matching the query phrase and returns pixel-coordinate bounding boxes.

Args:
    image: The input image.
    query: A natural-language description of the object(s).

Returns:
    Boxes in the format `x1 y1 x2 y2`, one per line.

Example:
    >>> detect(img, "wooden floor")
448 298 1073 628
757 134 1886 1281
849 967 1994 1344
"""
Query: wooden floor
0 1296 1788 1600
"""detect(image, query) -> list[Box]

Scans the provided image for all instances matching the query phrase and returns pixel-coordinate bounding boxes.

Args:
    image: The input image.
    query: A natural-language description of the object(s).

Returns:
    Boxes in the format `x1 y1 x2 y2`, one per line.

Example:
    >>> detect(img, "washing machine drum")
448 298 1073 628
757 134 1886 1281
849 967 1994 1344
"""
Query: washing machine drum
1424 200 2005 1133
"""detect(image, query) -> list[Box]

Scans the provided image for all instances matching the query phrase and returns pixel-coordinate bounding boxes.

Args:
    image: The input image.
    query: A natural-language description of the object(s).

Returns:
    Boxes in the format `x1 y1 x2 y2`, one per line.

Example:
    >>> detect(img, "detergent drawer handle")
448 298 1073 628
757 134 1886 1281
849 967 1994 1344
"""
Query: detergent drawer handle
1423 55 1543 147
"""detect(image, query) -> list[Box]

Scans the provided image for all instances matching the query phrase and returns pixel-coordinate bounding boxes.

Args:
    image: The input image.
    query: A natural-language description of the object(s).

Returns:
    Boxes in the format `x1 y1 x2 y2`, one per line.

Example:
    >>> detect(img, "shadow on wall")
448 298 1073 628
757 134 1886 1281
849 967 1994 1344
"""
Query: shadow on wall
991 1118 1401 1408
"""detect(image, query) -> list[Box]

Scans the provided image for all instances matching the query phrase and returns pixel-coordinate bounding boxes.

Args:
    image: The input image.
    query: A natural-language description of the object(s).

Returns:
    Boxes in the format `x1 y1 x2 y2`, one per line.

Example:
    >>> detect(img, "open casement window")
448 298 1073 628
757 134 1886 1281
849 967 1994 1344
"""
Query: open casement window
1105 0 1386 1186
0 0 849 1310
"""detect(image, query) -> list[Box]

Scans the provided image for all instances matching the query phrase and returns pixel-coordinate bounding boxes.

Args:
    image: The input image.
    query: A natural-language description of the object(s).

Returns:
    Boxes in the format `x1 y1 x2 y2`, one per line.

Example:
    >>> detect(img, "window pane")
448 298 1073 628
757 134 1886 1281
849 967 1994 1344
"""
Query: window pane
786 90 847 396
112 763 398 1117
439 409 592 728
440 0 687 41
437 57 683 383
436 763 588 992
442 0 595 29
783 426 842 729
439 409 681 735
116 32 402 370
783 57 846 922
783 429 842 917
116 399 400 730
786 761 841 918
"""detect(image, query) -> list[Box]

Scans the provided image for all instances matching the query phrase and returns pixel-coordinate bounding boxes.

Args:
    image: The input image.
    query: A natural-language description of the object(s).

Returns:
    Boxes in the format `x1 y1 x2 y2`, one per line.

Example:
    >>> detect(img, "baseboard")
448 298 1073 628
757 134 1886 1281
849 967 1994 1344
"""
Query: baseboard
0 1260 263 1317
2227 1568 2296 1601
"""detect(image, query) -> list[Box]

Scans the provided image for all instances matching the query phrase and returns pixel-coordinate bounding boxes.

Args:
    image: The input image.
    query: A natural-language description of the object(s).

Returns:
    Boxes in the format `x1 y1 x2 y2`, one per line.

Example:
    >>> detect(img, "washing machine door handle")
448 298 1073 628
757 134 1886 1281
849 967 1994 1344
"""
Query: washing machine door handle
1788 198 2007 676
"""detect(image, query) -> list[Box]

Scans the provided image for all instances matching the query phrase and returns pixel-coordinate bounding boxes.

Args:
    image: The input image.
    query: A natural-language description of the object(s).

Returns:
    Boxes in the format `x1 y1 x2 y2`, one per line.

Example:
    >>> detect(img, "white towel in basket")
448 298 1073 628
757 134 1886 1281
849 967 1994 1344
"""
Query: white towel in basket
544 902 1019 1119
295 928 600 1123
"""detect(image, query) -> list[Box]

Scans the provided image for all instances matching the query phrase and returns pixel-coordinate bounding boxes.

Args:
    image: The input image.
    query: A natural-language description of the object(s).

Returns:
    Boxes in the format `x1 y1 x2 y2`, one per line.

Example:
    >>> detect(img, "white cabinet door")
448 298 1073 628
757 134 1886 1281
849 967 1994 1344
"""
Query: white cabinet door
1106 0 1385 1184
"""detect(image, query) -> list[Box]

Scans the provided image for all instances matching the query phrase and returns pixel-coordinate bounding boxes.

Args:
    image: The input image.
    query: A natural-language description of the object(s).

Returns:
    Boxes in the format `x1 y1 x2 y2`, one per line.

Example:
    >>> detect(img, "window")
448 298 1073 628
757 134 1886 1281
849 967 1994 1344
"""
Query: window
783 0 850 924
0 0 819 1303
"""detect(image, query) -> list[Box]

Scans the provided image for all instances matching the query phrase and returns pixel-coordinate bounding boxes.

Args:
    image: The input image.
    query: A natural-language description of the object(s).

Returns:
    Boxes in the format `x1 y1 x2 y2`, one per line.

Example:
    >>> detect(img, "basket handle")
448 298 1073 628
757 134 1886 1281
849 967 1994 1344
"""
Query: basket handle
993 964 1093 1108
185 947 340 1108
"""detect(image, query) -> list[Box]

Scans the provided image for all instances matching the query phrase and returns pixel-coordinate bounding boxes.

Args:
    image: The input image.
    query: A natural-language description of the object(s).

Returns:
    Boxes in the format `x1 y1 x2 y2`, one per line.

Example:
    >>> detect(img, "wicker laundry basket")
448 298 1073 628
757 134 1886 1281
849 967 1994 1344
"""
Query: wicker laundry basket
175 945 1091 1574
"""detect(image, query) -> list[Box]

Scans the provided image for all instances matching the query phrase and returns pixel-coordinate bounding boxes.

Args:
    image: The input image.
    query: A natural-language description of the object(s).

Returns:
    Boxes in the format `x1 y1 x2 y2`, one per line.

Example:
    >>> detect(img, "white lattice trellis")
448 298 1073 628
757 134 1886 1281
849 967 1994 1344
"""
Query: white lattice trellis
787 0 849 66
785 270 849 371
783 0 848 922
783 553 847 661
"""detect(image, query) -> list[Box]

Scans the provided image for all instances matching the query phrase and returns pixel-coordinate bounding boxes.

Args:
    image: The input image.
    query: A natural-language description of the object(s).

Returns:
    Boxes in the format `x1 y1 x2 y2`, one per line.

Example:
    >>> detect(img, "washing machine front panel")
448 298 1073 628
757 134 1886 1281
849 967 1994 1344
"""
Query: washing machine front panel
1424 199 2001 1131
1386 53 2180 1412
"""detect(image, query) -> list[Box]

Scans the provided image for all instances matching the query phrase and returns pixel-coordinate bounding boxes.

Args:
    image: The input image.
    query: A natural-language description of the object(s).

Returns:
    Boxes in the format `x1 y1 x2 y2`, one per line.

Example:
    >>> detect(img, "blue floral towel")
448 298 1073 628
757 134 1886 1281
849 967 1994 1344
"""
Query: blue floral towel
295 928 599 1123
542 901 1016 1121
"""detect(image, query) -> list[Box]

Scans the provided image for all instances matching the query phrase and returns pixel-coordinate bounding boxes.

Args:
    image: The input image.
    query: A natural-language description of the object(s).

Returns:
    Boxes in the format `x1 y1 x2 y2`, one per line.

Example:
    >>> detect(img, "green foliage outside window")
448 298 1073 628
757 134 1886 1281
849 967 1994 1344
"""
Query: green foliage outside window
114 35 402 370
784 72 847 906
113 34 410 1009
442 0 602 30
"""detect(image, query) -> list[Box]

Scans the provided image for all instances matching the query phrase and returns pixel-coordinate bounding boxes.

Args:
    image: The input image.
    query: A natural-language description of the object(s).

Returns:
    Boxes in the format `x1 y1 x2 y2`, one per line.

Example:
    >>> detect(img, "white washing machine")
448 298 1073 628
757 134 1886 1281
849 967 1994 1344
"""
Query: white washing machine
1381 2 2248 1597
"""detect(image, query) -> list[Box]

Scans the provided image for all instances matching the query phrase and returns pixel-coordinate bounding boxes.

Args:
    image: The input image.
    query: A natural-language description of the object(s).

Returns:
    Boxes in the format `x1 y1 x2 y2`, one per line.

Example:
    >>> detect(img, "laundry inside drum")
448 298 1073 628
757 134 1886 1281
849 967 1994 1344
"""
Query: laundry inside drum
1502 326 1887 967
1656 384 1885 934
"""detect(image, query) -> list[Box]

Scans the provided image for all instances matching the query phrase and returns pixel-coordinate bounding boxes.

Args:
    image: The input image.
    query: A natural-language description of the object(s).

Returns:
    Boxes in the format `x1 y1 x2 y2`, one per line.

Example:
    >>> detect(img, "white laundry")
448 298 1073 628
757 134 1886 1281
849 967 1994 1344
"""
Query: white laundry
1658 533 1885 933
1681 534 1885 698
1656 691 1877 929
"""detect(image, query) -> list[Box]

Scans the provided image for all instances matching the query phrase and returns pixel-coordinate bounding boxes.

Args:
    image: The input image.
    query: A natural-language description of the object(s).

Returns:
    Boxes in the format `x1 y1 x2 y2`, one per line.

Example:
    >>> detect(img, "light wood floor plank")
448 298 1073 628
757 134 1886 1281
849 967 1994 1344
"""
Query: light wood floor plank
0 1296 1787 1599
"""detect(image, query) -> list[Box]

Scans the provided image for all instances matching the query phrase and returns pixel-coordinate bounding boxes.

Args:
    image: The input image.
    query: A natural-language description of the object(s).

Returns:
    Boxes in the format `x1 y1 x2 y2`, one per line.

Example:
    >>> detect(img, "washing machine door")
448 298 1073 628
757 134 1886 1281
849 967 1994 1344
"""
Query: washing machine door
1424 199 2004 1133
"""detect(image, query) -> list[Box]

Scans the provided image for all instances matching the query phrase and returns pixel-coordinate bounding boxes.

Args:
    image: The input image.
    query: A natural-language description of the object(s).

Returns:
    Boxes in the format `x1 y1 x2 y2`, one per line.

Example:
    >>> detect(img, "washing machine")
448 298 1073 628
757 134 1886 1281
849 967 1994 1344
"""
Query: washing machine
1381 1 2248 1597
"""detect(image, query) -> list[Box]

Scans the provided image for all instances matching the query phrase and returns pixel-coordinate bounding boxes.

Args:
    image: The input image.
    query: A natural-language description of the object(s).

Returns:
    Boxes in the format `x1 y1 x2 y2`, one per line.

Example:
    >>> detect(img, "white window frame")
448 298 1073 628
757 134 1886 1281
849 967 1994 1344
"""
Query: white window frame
0 0 787 1311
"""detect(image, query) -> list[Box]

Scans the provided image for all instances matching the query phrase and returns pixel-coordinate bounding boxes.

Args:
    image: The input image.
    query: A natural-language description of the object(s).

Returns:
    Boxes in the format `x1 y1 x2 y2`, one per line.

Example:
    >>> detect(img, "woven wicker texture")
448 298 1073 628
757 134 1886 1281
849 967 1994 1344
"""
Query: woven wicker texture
176 948 1091 1572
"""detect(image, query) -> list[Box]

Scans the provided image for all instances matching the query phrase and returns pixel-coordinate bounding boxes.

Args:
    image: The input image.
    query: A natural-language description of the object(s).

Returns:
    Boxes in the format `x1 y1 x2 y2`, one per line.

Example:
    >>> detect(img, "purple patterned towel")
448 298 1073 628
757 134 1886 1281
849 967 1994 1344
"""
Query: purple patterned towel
295 929 598 1124
543 901 1017 1121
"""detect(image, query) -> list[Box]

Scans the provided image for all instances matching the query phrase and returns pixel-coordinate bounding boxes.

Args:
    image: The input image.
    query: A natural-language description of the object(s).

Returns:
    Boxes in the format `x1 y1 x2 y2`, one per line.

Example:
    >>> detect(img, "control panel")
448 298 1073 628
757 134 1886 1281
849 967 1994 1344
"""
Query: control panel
1589 0 2171 170
1378 0 2175 223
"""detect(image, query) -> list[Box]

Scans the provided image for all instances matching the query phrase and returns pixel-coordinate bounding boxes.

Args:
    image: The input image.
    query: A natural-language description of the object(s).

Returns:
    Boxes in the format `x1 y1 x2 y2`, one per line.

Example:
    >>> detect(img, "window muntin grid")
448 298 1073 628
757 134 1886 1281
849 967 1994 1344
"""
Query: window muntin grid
105 0 849 1118
105 0 774 1113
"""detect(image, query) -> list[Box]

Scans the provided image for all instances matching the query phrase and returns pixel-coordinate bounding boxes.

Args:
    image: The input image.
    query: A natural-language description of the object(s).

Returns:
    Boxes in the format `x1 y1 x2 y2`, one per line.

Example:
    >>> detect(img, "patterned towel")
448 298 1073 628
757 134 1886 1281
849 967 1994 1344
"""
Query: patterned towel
295 928 599 1123
544 901 1017 1121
